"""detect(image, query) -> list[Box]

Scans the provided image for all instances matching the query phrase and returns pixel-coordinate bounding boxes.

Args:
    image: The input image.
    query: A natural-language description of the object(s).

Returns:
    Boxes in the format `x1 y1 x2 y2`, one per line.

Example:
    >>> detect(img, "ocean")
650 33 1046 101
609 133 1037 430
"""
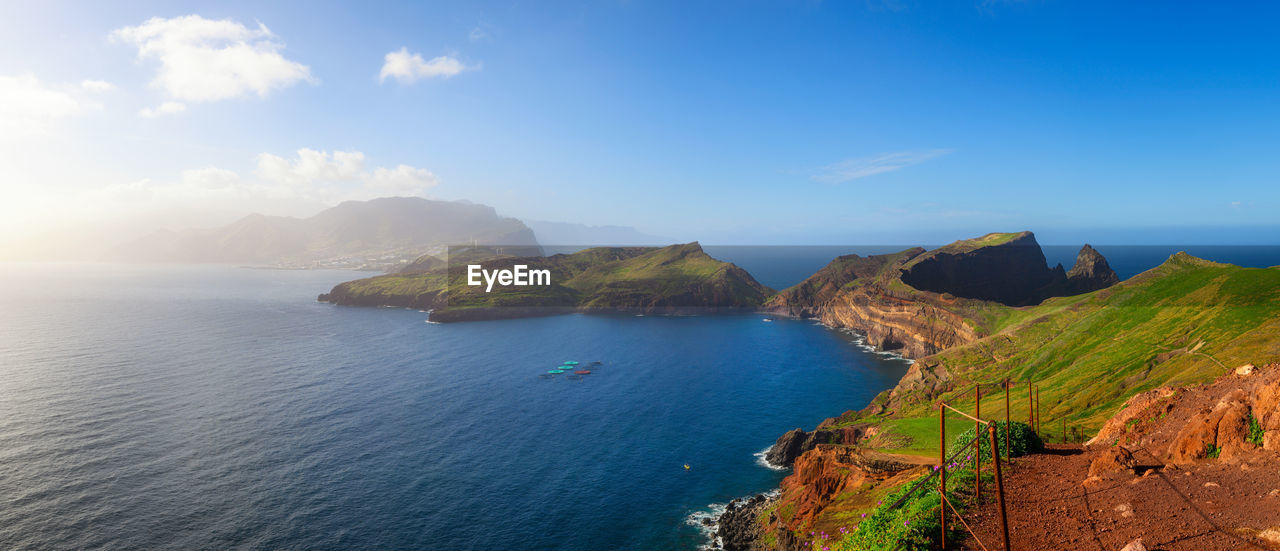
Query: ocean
1 246 1276 550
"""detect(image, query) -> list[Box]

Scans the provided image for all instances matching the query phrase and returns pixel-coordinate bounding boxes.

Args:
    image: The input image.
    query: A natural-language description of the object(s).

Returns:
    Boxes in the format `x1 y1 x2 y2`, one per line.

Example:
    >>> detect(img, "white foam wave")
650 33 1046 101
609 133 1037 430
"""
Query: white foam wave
753 446 788 471
685 489 781 551
684 502 727 550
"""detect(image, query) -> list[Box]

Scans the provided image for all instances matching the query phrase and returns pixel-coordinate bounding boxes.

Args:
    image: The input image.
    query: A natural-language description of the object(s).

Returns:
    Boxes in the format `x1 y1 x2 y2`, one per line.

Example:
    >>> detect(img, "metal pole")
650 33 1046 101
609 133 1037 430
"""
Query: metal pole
1028 381 1034 432
989 424 1011 551
975 384 981 504
1004 379 1010 461
1036 386 1042 435
940 401 947 549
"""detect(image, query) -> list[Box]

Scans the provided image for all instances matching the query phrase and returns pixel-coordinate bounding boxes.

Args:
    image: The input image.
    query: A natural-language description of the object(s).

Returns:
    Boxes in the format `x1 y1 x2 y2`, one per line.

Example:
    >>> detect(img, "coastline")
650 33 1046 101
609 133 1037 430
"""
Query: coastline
693 322 914 550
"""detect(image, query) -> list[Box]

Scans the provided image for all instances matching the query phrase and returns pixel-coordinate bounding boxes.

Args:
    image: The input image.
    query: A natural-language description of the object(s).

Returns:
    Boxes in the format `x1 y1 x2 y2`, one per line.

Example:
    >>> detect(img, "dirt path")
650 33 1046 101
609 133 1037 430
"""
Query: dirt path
959 444 1280 550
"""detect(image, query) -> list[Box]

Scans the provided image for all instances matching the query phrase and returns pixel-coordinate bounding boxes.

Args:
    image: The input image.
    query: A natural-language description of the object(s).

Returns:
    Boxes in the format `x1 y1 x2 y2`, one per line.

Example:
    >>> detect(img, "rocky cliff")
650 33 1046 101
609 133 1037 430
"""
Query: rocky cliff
763 232 1119 359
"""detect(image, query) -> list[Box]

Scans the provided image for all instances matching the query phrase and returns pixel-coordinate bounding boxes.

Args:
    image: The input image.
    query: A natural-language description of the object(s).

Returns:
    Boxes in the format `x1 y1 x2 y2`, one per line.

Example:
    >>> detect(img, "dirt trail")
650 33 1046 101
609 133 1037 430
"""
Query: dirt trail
960 444 1279 550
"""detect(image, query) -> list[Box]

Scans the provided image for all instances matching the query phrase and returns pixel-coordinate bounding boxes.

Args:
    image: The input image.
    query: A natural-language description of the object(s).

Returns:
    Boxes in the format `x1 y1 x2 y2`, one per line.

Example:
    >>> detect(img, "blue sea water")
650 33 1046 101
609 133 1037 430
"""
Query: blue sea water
2 246 1278 550
0 263 910 550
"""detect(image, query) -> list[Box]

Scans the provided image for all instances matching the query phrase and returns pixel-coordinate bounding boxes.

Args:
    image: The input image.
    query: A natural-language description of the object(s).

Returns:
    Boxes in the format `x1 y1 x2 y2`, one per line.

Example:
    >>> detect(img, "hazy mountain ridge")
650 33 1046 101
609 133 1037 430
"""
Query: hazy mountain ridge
109 197 540 269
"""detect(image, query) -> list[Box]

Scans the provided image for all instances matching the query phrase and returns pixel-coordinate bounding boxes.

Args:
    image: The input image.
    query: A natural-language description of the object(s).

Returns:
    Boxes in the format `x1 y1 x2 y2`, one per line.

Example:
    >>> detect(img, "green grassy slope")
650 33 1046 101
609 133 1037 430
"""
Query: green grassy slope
856 252 1280 455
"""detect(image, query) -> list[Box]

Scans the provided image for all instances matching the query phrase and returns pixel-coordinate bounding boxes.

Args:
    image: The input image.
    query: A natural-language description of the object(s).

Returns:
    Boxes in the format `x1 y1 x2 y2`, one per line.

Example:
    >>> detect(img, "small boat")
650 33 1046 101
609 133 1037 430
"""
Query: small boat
574 370 591 375
547 369 565 374
762 318 773 322
590 361 602 366
563 361 579 366
683 464 691 471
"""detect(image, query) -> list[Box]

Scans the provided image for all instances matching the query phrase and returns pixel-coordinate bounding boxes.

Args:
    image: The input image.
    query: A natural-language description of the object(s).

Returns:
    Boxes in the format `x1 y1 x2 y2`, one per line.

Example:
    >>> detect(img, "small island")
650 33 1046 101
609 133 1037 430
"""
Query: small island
318 242 774 322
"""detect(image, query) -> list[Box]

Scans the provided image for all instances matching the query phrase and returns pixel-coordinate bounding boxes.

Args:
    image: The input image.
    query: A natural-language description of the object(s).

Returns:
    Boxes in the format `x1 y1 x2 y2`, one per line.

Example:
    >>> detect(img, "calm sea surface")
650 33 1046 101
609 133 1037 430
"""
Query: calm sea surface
1 246 1276 550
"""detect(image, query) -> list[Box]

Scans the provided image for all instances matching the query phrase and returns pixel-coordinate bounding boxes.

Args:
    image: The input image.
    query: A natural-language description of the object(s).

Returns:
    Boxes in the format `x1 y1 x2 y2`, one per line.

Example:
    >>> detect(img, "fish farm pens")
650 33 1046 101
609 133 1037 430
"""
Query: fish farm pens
881 377 1078 550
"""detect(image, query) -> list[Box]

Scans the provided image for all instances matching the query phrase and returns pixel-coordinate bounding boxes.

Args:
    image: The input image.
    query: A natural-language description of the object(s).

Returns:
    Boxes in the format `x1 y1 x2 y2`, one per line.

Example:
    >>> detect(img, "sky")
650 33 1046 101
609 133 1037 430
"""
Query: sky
1 0 1279 246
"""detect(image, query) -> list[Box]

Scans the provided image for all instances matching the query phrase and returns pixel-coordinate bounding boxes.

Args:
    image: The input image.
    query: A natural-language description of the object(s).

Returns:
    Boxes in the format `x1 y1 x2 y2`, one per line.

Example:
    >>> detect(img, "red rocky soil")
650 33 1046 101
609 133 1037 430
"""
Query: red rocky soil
961 364 1280 550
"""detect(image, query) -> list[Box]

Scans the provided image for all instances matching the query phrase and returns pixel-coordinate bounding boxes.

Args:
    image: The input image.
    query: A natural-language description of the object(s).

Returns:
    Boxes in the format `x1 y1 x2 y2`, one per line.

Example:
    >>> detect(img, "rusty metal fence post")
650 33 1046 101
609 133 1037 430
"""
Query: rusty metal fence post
1036 386 1042 435
1004 379 1010 461
1027 380 1033 430
939 401 947 549
974 385 981 504
988 424 1011 551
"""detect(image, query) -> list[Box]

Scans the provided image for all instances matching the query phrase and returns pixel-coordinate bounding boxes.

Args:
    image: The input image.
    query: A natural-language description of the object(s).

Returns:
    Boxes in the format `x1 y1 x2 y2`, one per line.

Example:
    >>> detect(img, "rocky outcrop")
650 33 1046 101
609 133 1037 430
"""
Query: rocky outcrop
1064 244 1120 293
1088 446 1138 478
763 249 925 318
764 426 865 467
899 232 1061 306
1167 398 1255 462
1086 363 1280 463
899 233 1119 306
766 446 921 545
716 493 776 551
763 232 1119 360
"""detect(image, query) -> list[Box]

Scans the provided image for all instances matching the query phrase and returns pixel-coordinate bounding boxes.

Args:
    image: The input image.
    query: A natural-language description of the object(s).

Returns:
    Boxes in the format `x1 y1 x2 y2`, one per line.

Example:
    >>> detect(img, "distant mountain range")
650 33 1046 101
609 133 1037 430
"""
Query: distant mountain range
110 197 539 269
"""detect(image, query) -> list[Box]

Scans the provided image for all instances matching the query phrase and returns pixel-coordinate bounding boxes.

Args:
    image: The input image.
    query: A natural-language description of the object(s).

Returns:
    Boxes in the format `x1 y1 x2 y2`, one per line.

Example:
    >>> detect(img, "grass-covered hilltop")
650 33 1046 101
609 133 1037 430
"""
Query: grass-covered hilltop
318 242 773 322
737 233 1280 550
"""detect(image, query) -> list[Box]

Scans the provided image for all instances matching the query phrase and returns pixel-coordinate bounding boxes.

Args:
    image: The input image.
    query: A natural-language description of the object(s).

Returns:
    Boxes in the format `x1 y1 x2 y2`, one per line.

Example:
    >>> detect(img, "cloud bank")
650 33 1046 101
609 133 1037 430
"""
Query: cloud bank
111 15 314 112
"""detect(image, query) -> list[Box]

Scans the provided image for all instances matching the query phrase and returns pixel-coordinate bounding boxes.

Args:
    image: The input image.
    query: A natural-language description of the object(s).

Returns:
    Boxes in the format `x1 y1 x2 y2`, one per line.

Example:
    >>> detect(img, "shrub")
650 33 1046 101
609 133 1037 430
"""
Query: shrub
1248 415 1265 447
947 421 1042 465
811 471 967 551
1206 443 1221 459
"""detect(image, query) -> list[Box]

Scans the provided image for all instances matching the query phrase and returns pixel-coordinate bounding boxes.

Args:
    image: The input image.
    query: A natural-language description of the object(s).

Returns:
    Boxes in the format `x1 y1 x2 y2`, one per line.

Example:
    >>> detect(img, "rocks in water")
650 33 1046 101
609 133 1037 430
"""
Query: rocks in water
765 429 809 467
715 493 775 551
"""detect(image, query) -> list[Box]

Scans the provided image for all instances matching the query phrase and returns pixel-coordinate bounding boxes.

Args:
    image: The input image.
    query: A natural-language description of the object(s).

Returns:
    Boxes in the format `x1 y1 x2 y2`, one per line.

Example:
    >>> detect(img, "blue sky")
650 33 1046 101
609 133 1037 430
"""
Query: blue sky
2 1 1279 245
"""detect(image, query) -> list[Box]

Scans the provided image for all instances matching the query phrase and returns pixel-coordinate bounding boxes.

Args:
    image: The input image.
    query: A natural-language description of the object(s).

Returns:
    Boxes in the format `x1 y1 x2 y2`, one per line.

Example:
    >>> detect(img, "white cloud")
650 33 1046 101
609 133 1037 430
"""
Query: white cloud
80 79 115 92
138 101 188 118
811 149 953 184
79 149 439 215
0 73 101 135
111 14 314 103
256 149 366 187
379 47 469 83
255 148 439 200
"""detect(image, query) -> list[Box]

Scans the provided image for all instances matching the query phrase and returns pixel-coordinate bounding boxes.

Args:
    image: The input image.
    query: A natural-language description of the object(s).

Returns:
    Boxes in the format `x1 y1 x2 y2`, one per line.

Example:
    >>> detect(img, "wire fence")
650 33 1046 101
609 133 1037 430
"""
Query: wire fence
878 377 1083 551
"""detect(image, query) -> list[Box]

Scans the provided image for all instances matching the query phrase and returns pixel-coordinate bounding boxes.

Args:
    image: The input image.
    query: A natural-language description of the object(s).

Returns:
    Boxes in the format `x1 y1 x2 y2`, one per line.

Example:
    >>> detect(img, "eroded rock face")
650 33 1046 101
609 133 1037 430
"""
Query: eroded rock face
899 232 1060 306
765 426 864 467
1167 401 1252 463
900 236 1120 306
776 446 915 535
1064 244 1121 294
814 287 981 359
